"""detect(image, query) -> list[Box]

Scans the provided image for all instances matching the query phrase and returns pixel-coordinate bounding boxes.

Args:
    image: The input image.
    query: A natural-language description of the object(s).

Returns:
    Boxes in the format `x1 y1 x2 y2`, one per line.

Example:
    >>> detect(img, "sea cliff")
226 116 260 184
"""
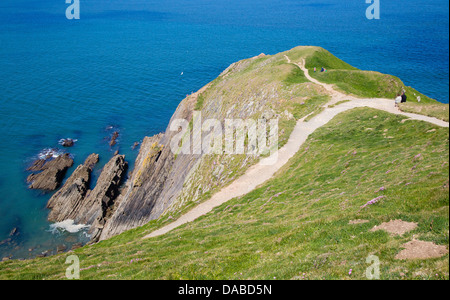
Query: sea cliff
44 46 446 243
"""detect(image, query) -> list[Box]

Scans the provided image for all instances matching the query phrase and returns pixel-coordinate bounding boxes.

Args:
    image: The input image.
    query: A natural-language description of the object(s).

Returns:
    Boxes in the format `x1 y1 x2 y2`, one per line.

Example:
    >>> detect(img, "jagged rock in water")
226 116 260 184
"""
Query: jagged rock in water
60 138 75 147
27 153 74 190
47 154 99 222
44 50 309 242
27 159 46 172
80 155 128 241
110 131 119 147
83 153 99 170
9 227 19 237
46 154 127 242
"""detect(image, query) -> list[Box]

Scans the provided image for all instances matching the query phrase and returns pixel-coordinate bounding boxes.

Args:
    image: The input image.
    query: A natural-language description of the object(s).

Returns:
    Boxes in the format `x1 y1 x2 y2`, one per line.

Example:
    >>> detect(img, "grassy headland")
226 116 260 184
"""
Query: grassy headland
0 46 447 280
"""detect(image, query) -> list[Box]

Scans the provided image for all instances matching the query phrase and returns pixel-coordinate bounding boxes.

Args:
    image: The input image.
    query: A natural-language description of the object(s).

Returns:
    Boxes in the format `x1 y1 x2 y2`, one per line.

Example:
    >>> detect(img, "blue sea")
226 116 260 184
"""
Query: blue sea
0 0 448 259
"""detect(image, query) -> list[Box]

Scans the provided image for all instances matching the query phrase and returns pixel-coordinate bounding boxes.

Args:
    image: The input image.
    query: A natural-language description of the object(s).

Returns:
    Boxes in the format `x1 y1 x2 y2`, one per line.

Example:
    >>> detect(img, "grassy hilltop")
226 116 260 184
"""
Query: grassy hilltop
0 46 448 280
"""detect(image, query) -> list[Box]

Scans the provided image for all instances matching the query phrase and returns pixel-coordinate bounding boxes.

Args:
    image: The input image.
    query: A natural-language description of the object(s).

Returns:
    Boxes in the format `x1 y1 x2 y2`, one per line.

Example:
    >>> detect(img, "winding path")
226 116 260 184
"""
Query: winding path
144 55 449 239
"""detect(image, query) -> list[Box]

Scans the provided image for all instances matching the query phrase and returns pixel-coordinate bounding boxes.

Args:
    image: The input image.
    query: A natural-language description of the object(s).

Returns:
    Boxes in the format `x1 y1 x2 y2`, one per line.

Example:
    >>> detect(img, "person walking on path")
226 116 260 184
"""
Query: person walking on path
395 93 402 108
401 91 407 103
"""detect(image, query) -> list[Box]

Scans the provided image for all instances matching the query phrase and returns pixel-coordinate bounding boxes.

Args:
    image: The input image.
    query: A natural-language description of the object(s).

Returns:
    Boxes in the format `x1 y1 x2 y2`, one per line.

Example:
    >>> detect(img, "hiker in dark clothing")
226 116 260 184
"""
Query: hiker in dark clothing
401 91 407 103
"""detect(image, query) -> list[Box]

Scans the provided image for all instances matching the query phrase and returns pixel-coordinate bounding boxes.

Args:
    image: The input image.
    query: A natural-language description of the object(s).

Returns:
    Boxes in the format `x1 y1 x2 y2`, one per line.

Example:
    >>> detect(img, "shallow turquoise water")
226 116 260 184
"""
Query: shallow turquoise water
0 0 448 259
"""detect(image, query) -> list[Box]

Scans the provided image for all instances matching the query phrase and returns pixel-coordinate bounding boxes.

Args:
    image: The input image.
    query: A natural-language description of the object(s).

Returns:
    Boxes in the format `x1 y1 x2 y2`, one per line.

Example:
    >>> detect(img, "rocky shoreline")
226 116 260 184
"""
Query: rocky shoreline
17 54 265 253
12 53 289 257
1 132 134 260
26 153 74 191
26 147 129 243
20 81 200 247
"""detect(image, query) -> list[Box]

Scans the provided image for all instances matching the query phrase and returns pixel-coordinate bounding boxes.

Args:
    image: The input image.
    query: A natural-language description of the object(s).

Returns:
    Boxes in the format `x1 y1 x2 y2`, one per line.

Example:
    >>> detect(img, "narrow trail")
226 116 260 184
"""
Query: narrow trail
144 55 449 239
285 55 449 127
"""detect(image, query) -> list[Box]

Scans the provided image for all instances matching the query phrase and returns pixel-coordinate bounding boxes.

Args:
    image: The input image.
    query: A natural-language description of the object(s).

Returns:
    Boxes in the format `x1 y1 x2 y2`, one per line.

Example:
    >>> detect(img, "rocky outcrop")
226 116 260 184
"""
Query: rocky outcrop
47 154 99 222
110 131 119 147
60 138 75 147
27 159 47 172
27 153 74 190
46 154 128 242
44 49 309 242
97 55 284 240
83 155 128 241
98 90 202 240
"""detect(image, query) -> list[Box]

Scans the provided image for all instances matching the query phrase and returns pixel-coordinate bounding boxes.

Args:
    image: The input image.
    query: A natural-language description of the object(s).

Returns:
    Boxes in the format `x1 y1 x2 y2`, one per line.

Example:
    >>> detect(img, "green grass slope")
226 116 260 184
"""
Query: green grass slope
290 47 442 105
399 102 449 122
172 46 447 221
1 108 448 280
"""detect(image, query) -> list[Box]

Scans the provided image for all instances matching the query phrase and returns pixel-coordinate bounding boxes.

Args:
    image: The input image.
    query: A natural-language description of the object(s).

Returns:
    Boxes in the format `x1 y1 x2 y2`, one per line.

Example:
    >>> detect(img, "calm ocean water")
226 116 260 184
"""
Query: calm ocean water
0 0 448 259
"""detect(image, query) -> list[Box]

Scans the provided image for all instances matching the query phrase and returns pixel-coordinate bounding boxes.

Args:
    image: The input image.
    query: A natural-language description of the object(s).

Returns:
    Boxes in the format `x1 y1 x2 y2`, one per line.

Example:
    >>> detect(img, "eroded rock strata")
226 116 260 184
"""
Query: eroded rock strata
46 154 128 242
27 153 74 190
46 87 202 242
98 90 203 241
46 51 304 242
47 153 99 222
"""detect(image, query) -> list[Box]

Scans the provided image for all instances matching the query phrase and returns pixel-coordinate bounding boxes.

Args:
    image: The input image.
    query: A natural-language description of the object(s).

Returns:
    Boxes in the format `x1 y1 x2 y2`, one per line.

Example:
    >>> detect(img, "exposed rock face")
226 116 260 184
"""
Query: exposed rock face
83 153 99 170
83 155 128 241
27 159 46 172
44 49 312 242
98 54 285 240
27 153 74 190
46 154 127 242
99 91 201 240
47 154 99 222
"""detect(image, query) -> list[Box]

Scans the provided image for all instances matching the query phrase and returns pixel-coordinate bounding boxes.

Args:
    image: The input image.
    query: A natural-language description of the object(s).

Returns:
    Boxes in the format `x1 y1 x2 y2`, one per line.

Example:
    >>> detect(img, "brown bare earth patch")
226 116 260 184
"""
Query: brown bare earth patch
395 240 449 260
370 219 418 236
